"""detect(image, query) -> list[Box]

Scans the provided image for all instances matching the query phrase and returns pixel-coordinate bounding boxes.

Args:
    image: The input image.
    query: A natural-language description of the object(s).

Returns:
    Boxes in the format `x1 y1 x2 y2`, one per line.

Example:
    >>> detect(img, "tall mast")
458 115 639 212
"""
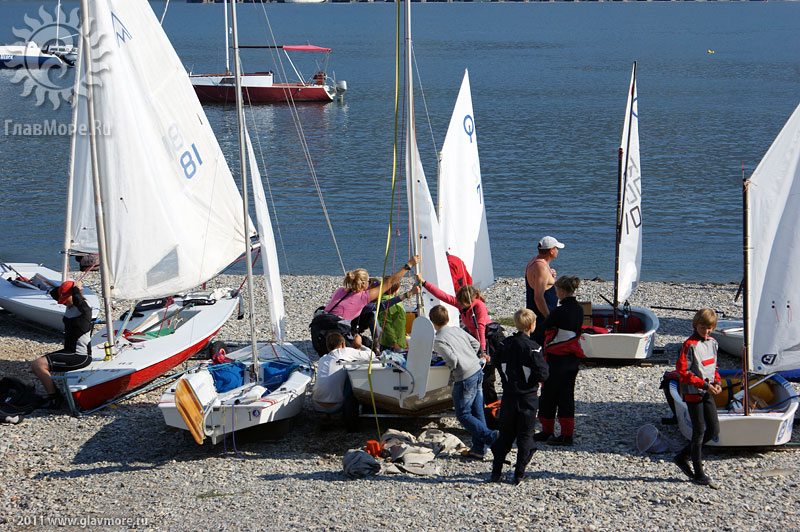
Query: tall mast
404 0 422 314
229 0 259 373
613 61 637 331
79 0 116 357
61 36 83 280
224 0 230 75
742 166 751 416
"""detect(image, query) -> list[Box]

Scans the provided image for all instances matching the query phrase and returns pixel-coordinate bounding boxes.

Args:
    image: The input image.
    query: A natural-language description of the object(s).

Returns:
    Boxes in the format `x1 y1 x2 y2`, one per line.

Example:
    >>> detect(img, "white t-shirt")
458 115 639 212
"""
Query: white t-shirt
312 346 375 405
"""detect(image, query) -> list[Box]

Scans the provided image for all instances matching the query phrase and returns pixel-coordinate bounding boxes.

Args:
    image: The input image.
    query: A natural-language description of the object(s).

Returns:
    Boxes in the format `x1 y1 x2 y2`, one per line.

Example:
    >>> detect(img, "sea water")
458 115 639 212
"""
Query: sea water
1 1 798 284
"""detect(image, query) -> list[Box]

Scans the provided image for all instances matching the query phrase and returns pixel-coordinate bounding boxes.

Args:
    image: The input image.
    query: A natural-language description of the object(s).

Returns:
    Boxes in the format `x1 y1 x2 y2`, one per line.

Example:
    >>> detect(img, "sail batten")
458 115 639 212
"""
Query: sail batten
76 0 250 300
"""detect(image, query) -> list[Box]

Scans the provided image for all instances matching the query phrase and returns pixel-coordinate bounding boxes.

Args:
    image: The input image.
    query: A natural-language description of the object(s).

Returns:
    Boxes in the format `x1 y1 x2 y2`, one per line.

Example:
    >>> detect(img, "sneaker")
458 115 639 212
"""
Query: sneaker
693 474 719 489
673 453 694 480
547 435 574 446
39 393 63 411
513 473 527 485
533 431 553 442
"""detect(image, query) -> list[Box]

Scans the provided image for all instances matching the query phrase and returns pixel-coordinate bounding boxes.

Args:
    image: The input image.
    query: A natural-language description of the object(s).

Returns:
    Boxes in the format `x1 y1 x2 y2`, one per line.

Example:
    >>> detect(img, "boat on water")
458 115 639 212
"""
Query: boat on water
671 99 800 447
189 1 344 104
0 41 65 69
57 0 256 413
580 62 659 360
160 0 312 444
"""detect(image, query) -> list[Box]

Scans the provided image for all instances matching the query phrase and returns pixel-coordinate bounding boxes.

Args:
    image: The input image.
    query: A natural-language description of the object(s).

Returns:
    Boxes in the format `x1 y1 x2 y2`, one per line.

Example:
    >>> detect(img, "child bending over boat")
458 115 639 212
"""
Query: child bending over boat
536 276 585 446
673 308 722 488
490 309 549 484
30 281 93 410
416 273 503 405
312 332 375 415
376 280 417 351
429 305 498 460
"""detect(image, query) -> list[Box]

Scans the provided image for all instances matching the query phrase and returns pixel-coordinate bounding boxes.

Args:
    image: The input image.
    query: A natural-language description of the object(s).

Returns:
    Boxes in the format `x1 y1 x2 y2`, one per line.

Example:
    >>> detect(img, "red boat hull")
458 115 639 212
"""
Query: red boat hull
193 84 333 104
71 329 219 411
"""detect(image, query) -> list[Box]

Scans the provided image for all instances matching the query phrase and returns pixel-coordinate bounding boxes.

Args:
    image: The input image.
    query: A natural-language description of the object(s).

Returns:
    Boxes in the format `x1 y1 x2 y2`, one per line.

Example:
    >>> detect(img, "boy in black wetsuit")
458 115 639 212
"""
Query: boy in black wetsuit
30 281 94 409
490 308 549 484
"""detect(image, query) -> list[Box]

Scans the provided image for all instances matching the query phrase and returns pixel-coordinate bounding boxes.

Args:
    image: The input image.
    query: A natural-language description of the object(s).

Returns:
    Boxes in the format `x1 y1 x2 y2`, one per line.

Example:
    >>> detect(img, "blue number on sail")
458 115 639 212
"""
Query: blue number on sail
180 143 203 179
476 183 482 204
625 206 642 235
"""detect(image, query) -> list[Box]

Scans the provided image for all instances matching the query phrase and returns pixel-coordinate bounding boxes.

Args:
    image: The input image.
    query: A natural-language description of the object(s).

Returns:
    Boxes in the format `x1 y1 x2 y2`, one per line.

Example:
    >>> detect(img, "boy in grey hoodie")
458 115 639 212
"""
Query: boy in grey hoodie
430 305 498 459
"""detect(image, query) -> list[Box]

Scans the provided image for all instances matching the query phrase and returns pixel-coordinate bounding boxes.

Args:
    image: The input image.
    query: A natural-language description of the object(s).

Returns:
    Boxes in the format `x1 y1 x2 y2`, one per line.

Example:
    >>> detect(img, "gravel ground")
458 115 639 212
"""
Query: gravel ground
0 274 798 532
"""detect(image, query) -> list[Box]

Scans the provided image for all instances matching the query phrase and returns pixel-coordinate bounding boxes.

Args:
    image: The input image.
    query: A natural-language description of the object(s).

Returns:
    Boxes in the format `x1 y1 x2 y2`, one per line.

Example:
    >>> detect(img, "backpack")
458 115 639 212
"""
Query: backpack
0 376 42 415
309 309 354 356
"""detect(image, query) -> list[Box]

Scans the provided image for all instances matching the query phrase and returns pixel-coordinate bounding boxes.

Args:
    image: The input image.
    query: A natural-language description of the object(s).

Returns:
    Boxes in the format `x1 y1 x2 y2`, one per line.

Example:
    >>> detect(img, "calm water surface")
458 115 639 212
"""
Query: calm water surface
1 1 799 286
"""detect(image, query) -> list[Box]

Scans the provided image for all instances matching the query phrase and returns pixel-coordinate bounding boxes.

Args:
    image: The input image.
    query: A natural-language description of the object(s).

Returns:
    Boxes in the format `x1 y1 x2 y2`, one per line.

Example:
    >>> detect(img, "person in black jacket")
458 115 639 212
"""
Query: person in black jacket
535 276 585 446
30 280 94 409
489 308 549 484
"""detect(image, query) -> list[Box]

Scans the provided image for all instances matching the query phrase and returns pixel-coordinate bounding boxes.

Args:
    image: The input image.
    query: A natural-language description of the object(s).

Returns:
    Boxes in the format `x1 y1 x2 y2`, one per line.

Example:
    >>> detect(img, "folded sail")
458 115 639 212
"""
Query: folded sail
80 0 250 299
616 64 642 305
246 130 285 344
438 69 494 290
747 101 800 374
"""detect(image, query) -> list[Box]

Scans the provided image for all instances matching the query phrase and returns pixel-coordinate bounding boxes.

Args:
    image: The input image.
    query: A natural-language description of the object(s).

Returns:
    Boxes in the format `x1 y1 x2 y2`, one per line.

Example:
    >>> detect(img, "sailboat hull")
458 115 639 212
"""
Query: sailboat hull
709 319 744 357
191 73 334 104
345 364 453 415
0 262 100 332
158 342 312 445
579 305 659 359
63 294 239 411
669 375 798 447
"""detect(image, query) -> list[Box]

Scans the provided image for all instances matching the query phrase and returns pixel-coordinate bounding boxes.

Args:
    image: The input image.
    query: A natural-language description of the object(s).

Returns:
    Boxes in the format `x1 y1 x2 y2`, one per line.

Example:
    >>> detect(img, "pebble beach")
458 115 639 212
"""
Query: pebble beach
1 274 798 531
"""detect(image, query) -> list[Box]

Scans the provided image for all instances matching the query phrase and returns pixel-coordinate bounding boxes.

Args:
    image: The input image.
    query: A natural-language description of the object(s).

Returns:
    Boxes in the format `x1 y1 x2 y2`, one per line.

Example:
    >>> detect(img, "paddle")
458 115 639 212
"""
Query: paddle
175 379 205 445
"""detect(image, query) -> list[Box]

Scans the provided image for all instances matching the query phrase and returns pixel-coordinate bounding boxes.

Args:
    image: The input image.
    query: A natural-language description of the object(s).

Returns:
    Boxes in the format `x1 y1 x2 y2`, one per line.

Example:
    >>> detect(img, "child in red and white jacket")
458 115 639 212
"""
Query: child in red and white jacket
673 308 722 488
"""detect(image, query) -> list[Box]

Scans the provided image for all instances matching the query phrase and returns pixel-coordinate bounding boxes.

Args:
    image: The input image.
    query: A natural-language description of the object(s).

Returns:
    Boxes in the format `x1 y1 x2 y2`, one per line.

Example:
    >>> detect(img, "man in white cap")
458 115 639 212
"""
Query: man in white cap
525 236 564 345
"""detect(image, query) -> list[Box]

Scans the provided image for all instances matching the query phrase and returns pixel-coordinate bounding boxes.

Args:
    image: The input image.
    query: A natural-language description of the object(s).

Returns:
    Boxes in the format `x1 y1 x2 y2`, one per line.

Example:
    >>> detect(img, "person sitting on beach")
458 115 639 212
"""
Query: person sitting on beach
429 305 498 460
536 276 585 446
416 273 502 405
312 332 375 415
525 236 564 346
673 308 722 488
323 256 420 342
376 280 418 351
489 308 549 484
30 281 93 410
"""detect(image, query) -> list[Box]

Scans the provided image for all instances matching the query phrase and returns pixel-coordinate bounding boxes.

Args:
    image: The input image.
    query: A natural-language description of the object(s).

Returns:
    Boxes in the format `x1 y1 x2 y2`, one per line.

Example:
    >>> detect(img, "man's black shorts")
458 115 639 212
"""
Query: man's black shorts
45 350 91 372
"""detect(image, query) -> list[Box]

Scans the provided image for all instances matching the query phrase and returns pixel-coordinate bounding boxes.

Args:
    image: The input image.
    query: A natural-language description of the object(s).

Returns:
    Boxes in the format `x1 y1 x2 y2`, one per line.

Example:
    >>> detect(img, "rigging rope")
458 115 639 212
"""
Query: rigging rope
255 2 346 276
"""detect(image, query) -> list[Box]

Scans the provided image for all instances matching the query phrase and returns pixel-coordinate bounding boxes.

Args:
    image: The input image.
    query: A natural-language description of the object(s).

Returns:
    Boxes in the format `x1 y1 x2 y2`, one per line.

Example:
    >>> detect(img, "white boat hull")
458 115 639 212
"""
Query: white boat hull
345 363 453 415
0 262 100 331
159 342 312 445
64 292 239 411
709 319 744 357
669 376 798 447
579 304 659 360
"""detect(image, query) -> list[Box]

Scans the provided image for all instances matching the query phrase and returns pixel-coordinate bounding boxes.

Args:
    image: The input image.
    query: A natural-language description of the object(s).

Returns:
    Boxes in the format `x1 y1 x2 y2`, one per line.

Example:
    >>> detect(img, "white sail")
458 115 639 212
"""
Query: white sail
438 69 494 290
69 83 98 255
616 64 642 305
82 0 249 299
747 101 800 374
409 140 459 325
245 130 285 344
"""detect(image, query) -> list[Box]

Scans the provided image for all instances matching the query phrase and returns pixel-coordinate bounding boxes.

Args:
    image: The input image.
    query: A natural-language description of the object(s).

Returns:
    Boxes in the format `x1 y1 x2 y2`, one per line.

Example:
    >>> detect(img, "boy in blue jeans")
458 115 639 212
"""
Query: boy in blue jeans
430 305 498 459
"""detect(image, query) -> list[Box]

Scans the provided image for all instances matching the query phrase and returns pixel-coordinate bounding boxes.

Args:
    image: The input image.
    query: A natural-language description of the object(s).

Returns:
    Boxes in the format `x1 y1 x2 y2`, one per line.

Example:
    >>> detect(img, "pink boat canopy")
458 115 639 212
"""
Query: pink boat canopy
282 45 331 52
